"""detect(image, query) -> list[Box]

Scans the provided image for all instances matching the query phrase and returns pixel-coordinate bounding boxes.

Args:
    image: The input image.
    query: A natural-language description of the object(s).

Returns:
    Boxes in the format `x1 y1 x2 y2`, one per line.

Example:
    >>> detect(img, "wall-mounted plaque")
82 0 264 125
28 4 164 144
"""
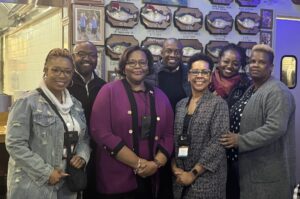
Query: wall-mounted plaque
209 0 233 5
143 0 187 7
106 1 139 28
235 0 260 7
174 7 203 32
140 4 172 29
205 11 233 35
260 9 273 29
260 31 272 47
106 34 139 60
205 40 229 62
235 12 260 35
141 37 165 62
237 41 257 61
179 39 203 63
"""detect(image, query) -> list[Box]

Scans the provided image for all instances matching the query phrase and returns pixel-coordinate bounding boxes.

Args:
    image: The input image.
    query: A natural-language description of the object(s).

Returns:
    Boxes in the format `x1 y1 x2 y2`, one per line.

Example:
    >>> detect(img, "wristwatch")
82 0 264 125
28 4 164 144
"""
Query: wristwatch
191 168 199 177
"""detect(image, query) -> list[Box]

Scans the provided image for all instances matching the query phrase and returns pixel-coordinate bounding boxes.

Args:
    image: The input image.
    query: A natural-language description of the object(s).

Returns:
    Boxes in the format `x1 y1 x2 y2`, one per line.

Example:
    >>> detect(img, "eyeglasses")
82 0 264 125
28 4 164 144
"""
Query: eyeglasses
189 69 211 77
126 60 148 67
74 51 97 59
49 67 73 77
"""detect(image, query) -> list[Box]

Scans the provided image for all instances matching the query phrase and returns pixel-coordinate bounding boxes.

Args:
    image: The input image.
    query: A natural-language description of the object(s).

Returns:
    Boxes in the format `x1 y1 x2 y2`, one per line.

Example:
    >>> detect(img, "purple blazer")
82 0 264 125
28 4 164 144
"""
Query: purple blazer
90 80 174 194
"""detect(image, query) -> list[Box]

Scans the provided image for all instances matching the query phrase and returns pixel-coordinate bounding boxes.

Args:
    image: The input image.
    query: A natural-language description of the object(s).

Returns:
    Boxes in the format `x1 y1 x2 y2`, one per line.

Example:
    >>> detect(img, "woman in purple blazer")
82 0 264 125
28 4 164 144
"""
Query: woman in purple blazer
90 46 174 199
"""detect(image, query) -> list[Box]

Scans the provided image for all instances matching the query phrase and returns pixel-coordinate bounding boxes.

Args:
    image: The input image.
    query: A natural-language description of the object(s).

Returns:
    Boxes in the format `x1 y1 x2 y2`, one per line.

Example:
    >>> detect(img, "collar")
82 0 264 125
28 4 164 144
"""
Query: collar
75 70 95 84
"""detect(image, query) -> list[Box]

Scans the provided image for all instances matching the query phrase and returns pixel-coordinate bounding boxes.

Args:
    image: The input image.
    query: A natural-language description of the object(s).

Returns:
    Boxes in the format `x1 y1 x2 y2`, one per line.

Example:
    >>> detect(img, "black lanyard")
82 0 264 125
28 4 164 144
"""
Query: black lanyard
121 79 157 159
36 88 77 162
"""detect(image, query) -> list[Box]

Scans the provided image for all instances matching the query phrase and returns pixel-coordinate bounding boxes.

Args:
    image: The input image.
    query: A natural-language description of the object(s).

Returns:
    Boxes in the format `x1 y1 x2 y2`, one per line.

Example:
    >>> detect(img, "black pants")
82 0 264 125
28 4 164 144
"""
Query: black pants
226 160 240 199
157 160 174 199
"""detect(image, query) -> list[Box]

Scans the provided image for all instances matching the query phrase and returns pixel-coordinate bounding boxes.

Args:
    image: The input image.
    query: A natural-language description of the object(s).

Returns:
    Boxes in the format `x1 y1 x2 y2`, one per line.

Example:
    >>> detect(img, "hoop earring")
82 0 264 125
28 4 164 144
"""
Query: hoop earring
69 79 74 87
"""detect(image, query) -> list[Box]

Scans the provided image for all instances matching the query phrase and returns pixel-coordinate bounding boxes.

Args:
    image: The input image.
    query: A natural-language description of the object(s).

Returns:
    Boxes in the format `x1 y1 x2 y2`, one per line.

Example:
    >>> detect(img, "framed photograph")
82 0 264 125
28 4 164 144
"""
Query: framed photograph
143 0 187 7
95 47 106 79
260 31 272 47
107 70 120 82
260 9 273 29
71 0 104 5
72 4 105 45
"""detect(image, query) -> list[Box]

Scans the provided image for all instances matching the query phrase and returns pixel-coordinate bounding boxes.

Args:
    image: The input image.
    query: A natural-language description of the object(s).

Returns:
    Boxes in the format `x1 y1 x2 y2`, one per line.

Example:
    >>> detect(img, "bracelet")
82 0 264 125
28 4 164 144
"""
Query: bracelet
153 158 162 168
134 158 141 174
191 168 199 177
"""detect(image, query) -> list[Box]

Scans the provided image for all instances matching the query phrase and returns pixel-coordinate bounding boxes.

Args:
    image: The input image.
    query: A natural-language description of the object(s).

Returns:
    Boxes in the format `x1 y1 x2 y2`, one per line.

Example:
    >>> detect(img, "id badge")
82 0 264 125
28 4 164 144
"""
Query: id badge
141 116 151 139
178 146 189 158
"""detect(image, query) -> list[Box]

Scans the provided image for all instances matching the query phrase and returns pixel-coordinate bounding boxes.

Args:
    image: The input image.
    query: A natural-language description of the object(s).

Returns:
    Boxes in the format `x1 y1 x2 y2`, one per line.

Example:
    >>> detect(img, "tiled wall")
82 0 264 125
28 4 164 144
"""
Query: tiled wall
3 9 62 97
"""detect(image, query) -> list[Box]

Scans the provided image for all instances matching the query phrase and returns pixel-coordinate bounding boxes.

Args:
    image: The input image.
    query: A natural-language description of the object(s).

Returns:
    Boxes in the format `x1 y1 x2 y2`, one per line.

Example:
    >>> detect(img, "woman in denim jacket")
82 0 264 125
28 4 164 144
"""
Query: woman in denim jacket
5 48 90 199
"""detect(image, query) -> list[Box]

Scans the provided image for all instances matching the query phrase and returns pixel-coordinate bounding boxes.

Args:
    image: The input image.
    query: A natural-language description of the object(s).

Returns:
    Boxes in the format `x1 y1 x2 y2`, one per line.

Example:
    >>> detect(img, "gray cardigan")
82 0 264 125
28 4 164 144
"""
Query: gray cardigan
239 76 296 199
173 90 229 199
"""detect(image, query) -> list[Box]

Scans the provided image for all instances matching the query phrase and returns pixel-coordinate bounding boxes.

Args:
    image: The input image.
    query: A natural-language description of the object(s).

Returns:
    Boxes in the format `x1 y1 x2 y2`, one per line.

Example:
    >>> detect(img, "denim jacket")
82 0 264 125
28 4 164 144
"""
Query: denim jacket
5 89 90 199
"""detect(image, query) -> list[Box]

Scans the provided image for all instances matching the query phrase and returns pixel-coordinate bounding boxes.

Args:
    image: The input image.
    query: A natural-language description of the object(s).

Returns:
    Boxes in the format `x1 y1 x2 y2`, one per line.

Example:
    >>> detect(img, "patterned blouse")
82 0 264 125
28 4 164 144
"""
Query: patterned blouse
227 86 255 161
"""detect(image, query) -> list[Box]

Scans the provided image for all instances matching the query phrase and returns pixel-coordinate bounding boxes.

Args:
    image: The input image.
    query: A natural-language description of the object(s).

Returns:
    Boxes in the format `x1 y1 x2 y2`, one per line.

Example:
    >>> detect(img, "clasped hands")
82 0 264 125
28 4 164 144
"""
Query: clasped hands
135 158 159 178
48 155 85 185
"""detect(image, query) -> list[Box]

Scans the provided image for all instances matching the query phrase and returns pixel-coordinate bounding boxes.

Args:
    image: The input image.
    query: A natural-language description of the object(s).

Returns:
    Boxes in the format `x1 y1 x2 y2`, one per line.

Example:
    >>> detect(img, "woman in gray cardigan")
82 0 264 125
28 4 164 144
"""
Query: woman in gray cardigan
220 44 296 199
172 53 229 199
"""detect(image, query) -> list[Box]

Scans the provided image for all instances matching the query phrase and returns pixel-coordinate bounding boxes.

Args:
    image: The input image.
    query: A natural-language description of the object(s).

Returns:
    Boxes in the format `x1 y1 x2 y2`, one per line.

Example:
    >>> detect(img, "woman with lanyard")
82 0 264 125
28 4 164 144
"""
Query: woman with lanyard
5 48 90 199
90 46 174 199
172 53 229 199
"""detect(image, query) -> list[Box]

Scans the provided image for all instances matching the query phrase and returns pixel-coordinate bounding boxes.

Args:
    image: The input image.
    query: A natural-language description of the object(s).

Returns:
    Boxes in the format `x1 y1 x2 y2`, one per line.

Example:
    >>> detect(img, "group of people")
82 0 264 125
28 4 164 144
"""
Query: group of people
5 38 296 199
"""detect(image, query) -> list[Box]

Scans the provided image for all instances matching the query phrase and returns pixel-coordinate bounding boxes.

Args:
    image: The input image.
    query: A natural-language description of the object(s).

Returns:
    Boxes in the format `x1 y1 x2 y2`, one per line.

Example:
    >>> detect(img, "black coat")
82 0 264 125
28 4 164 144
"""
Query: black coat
68 71 106 123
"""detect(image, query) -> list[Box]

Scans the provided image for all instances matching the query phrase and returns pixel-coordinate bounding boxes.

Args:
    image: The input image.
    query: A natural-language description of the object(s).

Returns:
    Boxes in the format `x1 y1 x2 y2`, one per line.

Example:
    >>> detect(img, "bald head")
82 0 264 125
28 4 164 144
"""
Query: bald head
161 38 183 69
73 41 98 79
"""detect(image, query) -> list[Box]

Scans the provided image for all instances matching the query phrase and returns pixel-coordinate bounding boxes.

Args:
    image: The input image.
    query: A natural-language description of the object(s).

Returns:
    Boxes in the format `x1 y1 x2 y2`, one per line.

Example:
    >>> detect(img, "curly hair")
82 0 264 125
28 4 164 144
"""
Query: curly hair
188 53 214 71
218 43 247 69
118 45 153 77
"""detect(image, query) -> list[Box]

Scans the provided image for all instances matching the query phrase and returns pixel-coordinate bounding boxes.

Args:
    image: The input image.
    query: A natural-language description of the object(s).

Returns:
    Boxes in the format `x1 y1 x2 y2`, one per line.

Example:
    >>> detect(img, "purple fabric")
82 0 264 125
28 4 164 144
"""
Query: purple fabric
90 80 174 194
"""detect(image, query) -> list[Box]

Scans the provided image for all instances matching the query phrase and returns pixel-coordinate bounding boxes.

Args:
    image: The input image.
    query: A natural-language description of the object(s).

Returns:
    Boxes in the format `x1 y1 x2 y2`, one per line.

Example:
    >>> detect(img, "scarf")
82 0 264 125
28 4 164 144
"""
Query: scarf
211 69 241 98
40 80 73 114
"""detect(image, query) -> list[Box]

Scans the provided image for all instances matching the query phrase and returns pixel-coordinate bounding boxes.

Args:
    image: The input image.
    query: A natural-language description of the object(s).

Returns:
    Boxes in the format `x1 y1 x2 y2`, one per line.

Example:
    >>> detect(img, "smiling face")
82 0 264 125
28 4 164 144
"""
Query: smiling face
218 49 242 78
124 50 149 85
73 42 98 77
44 57 74 97
161 39 183 70
188 60 211 94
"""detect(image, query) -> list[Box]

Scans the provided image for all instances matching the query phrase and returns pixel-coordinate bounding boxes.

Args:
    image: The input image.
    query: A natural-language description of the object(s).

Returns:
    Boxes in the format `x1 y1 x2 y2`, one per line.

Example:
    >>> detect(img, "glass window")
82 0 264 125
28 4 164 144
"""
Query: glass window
281 56 297 89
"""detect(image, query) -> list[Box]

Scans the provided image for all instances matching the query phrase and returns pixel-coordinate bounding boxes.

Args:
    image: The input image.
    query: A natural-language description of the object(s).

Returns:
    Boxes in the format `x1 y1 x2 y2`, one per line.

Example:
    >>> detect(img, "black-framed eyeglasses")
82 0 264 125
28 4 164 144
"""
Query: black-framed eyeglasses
74 51 97 59
126 60 148 67
189 69 211 77
49 67 73 77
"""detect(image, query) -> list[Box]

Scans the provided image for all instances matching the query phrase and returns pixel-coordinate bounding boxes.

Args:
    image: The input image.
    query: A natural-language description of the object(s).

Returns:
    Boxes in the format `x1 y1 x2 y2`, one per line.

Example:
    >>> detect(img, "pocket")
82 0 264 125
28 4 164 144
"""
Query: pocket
32 111 56 143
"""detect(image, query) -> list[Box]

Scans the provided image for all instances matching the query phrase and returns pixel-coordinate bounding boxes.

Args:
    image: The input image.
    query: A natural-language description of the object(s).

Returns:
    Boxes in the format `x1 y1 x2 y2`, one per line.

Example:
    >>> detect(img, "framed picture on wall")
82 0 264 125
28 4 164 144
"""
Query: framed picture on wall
96 47 106 79
143 0 187 7
260 9 273 29
72 4 105 45
107 70 120 82
260 31 272 47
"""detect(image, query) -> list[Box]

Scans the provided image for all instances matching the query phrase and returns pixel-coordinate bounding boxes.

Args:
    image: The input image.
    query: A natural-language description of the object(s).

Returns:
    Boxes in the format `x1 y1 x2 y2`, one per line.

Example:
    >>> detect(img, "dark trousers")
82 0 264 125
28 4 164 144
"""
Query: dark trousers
226 160 240 199
83 145 98 199
157 161 174 199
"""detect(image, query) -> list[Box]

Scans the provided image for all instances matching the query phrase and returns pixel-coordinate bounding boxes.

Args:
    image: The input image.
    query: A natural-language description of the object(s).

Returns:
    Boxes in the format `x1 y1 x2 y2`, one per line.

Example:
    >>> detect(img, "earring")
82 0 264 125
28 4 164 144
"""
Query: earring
69 79 74 87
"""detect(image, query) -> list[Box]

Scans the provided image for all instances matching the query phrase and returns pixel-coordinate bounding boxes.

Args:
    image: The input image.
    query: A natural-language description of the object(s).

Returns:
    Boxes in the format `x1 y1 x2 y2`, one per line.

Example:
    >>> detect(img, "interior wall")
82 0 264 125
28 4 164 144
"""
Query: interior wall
3 9 62 98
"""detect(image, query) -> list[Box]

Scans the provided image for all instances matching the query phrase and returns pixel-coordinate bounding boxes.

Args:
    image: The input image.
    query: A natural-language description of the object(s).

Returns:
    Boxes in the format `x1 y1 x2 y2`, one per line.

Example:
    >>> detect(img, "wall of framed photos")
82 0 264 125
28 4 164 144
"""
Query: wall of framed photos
68 0 298 81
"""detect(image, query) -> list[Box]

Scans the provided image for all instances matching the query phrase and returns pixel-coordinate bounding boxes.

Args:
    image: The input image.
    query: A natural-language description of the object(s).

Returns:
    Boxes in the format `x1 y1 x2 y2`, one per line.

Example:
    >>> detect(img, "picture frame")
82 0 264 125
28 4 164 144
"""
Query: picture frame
260 31 272 47
260 9 273 29
95 47 106 79
71 0 104 5
107 70 120 82
72 4 105 45
143 0 187 7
